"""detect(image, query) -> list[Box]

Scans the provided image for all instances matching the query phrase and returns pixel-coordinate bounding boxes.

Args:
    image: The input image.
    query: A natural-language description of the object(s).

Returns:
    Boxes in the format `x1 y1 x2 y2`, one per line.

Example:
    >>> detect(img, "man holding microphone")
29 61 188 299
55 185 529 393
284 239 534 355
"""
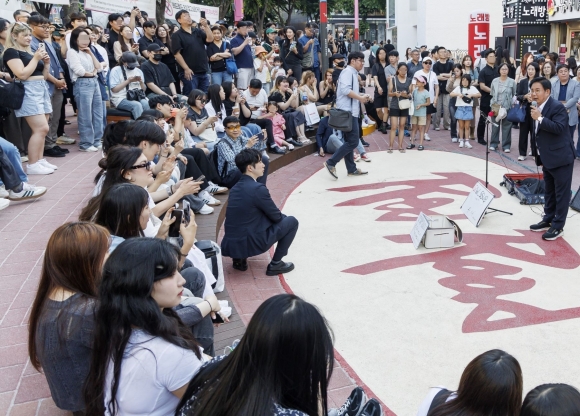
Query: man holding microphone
529 77 576 240
324 52 370 179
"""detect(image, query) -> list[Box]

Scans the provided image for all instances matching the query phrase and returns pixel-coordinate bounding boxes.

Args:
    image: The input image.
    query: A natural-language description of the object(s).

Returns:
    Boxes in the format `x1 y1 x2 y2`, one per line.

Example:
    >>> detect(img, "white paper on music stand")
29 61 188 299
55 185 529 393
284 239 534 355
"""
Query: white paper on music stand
461 182 494 227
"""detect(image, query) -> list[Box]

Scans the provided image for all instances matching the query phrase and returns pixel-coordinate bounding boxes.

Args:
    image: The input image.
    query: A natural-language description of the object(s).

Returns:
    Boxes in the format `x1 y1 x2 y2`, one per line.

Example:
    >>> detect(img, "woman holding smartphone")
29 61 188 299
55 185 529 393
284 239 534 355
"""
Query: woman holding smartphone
4 22 54 175
279 26 303 81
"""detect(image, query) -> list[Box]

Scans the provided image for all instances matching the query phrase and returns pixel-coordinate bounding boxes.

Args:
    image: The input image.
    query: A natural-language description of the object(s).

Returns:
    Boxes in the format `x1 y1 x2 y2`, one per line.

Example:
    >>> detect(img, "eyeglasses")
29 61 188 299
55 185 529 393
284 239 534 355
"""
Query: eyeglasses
33 25 51 30
226 124 241 130
130 161 153 171
196 98 207 103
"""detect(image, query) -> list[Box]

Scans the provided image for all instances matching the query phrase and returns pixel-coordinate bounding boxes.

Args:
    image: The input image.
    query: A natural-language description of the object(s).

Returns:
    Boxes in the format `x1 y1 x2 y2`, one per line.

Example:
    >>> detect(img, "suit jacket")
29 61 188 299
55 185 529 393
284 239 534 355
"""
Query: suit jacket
550 77 580 126
532 96 576 169
221 175 285 259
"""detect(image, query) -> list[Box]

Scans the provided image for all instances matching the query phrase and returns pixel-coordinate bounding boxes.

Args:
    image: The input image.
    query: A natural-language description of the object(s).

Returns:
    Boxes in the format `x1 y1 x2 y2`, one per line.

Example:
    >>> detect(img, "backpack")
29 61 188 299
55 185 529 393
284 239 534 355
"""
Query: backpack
369 51 376 68
427 389 452 415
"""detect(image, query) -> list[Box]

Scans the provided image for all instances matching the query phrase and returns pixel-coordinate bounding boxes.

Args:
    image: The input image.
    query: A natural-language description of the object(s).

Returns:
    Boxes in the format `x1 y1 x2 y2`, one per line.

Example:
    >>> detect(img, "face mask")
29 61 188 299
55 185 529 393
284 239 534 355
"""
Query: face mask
153 54 163 61
126 64 137 70
336 61 345 68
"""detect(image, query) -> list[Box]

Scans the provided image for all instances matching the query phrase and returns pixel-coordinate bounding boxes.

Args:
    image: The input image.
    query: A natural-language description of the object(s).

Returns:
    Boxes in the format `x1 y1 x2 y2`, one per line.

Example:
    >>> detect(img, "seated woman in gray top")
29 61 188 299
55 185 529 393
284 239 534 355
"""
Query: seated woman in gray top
28 222 110 414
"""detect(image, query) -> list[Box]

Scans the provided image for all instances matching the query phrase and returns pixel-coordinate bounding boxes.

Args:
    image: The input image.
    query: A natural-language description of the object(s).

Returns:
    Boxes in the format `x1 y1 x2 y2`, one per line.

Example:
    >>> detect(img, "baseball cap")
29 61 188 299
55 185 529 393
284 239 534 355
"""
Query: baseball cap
236 21 248 28
423 58 433 64
248 31 257 38
147 43 162 52
331 53 345 60
415 75 426 83
266 28 277 34
121 52 139 69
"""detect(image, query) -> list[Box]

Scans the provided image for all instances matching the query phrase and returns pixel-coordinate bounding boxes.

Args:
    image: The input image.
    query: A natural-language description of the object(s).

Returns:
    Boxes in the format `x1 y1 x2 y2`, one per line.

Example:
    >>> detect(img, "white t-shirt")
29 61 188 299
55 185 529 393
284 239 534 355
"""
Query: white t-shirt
204 102 227 133
253 57 270 84
104 330 203 416
363 50 371 68
416 387 456 416
452 86 480 107
243 89 269 118
412 70 438 102
109 66 146 107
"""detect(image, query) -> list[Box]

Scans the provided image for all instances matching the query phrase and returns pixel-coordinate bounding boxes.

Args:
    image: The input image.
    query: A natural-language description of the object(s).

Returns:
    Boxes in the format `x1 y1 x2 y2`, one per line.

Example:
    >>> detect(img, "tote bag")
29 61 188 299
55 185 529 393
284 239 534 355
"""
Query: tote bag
303 102 320 125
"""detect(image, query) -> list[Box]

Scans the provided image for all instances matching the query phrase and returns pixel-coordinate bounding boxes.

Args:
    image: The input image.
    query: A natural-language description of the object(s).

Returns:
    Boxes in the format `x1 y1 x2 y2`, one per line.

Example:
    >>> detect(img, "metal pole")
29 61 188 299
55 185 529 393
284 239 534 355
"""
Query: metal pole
320 0 329 73
353 0 360 51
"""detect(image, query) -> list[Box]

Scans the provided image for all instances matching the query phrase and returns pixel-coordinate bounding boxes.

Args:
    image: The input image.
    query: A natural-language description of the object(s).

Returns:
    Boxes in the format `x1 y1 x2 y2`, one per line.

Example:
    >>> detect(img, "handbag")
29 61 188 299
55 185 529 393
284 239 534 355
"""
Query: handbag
506 104 527 123
121 66 147 102
224 42 238 75
394 77 411 110
0 79 24 110
301 50 314 69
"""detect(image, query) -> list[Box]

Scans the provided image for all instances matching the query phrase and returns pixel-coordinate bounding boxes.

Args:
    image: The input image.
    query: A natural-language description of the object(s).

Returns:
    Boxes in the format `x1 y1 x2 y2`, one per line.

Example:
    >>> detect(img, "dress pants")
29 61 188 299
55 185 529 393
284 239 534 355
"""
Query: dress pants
326 116 360 174
272 216 299 262
542 162 574 229
477 104 491 141
433 93 450 129
221 157 269 189
490 117 512 150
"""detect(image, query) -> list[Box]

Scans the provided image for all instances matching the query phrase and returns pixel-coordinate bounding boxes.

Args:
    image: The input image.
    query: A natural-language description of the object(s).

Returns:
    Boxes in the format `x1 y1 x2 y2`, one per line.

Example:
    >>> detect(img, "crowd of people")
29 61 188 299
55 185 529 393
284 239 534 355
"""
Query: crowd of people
1 7 580 415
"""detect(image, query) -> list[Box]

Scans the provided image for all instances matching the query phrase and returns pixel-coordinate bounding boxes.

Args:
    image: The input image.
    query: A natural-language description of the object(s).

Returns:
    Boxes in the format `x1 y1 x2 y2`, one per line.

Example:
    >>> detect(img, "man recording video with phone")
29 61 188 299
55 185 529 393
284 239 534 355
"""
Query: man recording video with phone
221 148 298 276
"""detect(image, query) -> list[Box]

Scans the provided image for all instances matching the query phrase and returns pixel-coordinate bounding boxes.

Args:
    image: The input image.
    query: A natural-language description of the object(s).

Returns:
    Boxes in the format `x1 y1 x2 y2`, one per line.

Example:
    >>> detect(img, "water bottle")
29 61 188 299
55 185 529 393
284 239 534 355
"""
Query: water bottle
302 91 308 102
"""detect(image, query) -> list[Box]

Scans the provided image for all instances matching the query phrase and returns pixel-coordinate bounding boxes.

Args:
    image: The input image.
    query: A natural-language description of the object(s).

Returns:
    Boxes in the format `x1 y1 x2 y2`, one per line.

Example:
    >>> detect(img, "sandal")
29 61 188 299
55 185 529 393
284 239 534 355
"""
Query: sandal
406 143 415 149
418 145 424 151
387 148 393 154
399 148 406 153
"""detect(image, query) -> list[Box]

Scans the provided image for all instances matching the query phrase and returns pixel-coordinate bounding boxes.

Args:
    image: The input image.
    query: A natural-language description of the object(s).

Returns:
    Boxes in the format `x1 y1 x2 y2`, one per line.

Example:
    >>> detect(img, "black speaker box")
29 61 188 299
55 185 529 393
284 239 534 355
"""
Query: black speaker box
571 186 580 212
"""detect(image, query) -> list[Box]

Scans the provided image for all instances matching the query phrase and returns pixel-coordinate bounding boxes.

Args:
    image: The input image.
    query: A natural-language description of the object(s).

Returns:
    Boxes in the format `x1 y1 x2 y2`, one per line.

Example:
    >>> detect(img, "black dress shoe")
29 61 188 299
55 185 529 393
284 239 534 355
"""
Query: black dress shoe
478 139 487 145
53 145 69 154
360 139 370 147
530 221 551 232
270 146 286 155
266 261 294 276
44 147 66 158
232 258 248 271
64 119 71 125
288 139 303 147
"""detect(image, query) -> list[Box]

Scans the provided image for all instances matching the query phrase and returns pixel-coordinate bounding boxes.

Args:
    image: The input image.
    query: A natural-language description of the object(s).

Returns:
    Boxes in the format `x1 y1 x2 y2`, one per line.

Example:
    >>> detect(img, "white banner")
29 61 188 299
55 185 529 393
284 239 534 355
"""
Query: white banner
84 0 157 19
164 1 219 24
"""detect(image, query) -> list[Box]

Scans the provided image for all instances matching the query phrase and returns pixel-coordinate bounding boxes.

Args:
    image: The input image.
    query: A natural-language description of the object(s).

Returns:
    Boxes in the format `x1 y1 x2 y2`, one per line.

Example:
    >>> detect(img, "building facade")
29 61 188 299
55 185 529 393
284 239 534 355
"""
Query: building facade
548 0 580 62
502 0 550 61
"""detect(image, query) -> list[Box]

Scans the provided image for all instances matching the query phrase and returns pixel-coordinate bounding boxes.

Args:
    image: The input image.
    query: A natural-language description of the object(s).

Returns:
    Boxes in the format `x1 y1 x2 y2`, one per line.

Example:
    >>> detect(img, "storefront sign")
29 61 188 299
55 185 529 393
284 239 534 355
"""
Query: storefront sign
519 34 548 57
547 0 580 17
504 0 517 24
520 0 549 24
468 11 490 59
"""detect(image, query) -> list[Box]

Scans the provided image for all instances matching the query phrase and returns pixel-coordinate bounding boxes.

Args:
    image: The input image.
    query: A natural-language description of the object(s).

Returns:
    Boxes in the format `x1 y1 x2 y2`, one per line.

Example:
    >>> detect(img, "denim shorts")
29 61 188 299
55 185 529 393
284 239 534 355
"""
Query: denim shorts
455 106 474 120
14 80 52 118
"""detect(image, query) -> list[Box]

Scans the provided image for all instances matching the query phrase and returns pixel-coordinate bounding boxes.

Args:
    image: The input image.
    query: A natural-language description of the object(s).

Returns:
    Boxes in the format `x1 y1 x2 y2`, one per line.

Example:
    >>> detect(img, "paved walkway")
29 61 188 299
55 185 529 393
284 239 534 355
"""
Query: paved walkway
1 114 579 415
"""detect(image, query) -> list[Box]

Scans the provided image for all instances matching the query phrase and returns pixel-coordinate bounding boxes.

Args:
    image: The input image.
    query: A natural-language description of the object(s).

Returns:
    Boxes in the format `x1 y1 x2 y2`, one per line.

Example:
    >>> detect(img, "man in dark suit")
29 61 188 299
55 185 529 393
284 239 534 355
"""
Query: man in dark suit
529 77 576 240
221 149 298 275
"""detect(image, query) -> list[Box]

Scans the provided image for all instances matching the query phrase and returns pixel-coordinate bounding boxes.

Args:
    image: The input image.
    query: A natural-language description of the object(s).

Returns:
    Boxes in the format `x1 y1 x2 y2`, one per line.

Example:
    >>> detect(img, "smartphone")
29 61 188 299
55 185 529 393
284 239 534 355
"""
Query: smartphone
256 132 265 141
168 209 183 238
194 174 205 182
38 42 45 51
200 10 206 19
182 200 190 225
211 313 224 324
216 111 222 118
104 28 110 35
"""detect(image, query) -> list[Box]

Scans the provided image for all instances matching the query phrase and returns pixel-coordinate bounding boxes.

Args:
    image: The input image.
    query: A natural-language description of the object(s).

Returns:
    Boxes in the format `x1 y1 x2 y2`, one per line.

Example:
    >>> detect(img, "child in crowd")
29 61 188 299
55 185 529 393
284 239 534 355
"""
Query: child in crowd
410 75 430 151
451 74 481 149
271 56 286 80
253 46 272 94
263 101 295 150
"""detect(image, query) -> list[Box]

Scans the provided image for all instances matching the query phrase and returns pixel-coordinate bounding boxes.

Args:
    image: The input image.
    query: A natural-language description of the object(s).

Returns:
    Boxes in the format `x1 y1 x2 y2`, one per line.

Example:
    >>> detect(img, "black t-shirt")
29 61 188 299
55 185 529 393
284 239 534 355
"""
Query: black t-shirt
269 91 292 107
478 65 499 106
433 60 454 95
137 35 164 56
3 48 44 78
223 99 252 126
105 29 120 68
171 28 209 74
206 41 230 73
159 41 176 68
384 44 395 54
371 61 389 94
141 60 176 95
332 67 343 85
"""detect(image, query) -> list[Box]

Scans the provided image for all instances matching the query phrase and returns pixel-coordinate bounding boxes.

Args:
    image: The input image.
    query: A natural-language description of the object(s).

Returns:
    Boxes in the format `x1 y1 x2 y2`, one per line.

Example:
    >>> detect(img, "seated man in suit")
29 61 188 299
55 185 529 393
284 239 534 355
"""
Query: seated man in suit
529 77 576 240
221 148 298 275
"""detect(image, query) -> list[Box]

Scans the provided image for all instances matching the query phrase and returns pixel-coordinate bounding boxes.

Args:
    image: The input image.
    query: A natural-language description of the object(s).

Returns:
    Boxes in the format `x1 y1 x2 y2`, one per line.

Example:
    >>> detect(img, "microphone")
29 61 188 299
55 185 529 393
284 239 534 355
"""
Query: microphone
531 101 537 108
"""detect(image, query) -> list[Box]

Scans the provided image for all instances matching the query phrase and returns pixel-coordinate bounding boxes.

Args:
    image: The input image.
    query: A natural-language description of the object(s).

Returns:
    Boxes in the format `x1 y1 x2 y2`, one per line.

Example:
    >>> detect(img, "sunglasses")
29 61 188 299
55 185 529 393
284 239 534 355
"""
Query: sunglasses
226 124 241 130
130 161 153 171
423 62 432 65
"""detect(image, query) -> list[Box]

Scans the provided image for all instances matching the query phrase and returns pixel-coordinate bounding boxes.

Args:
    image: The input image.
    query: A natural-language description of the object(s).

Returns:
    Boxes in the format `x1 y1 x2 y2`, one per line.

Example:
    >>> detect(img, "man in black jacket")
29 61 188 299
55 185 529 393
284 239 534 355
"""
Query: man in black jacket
529 77 576 240
221 149 298 275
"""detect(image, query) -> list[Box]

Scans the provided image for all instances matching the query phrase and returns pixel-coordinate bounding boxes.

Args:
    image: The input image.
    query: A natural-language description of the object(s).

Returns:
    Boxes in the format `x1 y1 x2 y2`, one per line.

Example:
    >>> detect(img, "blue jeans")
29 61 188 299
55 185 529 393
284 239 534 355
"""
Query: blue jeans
326 134 366 155
116 98 149 120
180 72 210 95
0 137 27 187
326 116 360 174
210 71 233 86
74 78 104 150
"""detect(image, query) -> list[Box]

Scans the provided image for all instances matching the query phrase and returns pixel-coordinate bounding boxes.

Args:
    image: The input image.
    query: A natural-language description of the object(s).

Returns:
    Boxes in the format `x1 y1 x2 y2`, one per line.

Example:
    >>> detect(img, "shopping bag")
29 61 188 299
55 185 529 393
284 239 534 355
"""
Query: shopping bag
303 103 321 126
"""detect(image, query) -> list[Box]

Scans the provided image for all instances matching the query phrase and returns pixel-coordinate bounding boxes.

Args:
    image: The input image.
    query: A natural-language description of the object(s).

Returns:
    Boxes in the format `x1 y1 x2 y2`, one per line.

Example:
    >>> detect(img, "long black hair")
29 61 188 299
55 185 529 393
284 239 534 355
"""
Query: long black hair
222 81 235 102
79 146 143 221
84 238 201 416
282 25 297 48
94 183 149 239
430 349 523 416
207 84 223 115
102 120 133 156
521 383 580 416
176 294 334 416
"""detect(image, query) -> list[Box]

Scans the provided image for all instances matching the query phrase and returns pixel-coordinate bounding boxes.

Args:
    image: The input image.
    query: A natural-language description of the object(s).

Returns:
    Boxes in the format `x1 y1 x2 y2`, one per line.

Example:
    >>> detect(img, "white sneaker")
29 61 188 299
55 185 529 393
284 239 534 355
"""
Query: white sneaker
38 158 58 170
0 198 9 211
464 141 473 149
489 146 496 151
362 122 369 128
20 155 28 163
452 138 458 143
528 150 532 156
197 204 214 215
435 127 440 131
80 146 99 152
288 143 295 150
199 189 221 206
364 116 376 125
0 185 8 198
518 155 525 161
206 181 228 194
504 148 511 153
56 135 76 145
458 140 464 148
424 134 431 141
27 162 54 175
8 183 47 201
446 127 451 131
354 153 361 162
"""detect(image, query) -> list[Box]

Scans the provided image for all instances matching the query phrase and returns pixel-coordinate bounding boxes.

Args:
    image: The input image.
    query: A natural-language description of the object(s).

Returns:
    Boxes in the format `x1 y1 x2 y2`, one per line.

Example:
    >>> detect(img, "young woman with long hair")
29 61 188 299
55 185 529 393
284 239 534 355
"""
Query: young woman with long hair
299 70 327 115
205 84 227 137
176 294 382 416
4 21 54 174
319 68 335 105
515 62 539 161
387 62 411 152
269 76 308 144
417 349 523 416
521 384 580 416
155 25 180 94
279 26 303 80
371 47 389 133
222 81 272 141
28 222 110 414
186 89 219 151
83 238 206 416
112 24 139 62
516 52 534 83
207 25 232 85
542 60 556 80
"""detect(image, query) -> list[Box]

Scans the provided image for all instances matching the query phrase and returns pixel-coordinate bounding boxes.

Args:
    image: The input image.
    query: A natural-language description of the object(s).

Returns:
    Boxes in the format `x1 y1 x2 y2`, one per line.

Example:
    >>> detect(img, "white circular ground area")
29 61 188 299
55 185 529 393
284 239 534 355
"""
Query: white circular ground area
281 150 580 416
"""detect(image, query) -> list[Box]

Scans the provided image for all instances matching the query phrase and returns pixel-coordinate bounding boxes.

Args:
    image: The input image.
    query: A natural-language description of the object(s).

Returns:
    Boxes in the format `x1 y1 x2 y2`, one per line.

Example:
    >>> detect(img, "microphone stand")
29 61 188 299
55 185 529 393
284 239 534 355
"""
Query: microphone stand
484 114 513 216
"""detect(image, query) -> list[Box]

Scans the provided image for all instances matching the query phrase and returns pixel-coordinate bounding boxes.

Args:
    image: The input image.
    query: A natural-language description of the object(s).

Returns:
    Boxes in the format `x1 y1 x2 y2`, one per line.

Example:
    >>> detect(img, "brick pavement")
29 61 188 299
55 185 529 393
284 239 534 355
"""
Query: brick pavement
1 113 579 415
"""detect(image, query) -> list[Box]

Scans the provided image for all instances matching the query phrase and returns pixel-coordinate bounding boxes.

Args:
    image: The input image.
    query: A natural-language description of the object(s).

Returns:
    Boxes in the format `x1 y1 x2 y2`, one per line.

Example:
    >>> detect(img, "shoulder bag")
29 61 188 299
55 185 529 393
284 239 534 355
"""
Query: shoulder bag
328 70 356 132
394 77 411 110
224 42 238 75
301 40 314 69
121 66 147 102
0 79 24 110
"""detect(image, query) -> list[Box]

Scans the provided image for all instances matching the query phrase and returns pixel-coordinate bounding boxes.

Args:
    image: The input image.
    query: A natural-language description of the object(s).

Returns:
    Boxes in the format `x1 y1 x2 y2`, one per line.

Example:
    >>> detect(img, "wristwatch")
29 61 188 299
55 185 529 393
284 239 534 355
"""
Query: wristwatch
538 116 544 124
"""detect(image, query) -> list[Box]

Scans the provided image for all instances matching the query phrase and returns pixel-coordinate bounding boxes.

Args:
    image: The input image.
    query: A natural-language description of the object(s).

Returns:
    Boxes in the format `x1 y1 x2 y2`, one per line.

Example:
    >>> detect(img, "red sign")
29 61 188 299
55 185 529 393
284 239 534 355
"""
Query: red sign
320 0 327 24
468 10 490 59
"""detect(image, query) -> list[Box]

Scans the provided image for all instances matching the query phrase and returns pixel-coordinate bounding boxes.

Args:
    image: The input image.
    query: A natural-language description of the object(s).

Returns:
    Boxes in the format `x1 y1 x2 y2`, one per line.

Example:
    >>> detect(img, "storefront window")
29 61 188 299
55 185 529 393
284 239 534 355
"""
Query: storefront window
571 31 580 60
